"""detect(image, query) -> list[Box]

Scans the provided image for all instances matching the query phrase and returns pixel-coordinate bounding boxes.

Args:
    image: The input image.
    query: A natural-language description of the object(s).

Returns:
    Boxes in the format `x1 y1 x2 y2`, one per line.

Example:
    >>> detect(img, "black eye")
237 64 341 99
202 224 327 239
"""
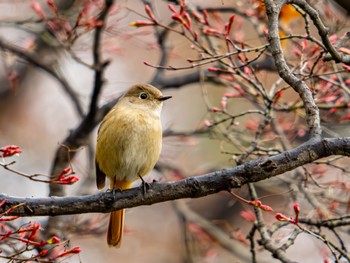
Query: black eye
139 93 148 100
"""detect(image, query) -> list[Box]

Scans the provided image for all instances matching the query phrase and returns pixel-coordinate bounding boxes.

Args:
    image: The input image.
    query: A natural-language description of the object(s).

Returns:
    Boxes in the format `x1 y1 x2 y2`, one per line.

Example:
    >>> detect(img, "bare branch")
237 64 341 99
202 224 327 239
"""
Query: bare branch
264 0 322 138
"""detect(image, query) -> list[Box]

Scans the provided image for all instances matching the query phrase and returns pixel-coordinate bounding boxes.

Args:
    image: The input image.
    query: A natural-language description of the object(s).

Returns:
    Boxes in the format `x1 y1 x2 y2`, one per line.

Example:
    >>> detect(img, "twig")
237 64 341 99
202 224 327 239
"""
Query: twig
289 0 350 64
248 183 295 263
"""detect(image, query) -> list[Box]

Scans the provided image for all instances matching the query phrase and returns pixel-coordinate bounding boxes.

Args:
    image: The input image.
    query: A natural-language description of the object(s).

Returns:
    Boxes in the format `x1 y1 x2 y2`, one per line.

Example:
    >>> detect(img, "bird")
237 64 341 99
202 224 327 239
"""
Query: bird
95 84 171 247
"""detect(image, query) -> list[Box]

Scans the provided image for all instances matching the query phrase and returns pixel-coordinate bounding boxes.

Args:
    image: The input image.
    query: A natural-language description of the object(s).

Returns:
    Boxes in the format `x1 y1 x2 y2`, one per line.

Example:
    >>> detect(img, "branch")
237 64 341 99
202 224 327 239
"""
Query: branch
1 137 349 217
289 0 350 65
264 0 322 138
152 71 202 89
249 184 294 263
87 0 114 119
299 215 350 228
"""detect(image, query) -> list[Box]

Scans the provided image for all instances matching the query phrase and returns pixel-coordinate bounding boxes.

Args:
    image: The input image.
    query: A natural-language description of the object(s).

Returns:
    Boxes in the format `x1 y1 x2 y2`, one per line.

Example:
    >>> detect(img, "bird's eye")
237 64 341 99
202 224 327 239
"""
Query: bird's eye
139 93 148 100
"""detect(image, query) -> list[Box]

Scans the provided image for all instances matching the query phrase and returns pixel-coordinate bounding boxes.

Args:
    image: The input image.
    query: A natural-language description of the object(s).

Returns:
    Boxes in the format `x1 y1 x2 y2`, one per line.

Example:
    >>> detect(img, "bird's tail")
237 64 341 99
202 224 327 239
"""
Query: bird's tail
107 179 132 248
107 209 124 247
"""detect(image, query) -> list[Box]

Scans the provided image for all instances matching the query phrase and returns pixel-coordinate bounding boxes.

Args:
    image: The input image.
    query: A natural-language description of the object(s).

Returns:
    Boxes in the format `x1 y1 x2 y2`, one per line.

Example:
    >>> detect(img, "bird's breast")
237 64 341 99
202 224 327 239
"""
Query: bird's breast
96 106 163 184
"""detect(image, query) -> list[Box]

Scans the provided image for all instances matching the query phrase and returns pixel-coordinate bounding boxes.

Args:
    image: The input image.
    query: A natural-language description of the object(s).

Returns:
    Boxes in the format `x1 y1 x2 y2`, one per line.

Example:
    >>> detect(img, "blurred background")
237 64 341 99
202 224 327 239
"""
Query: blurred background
0 0 349 262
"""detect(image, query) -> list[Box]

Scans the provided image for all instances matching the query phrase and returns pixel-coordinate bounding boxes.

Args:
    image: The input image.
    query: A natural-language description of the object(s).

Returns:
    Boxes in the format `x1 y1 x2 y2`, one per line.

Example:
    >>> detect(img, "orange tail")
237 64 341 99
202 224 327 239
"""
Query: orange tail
107 179 132 248
107 208 125 247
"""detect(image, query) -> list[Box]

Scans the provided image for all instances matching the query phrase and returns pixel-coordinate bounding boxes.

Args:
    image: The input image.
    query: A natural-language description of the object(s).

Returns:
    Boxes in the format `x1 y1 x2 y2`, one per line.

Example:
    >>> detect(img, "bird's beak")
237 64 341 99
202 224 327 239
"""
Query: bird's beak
158 95 172 101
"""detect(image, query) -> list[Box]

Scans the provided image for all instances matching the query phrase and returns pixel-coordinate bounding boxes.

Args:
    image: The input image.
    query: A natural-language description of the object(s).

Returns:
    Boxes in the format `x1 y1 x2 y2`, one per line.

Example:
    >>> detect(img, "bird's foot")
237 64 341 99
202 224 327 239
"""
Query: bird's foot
106 188 122 198
138 174 152 195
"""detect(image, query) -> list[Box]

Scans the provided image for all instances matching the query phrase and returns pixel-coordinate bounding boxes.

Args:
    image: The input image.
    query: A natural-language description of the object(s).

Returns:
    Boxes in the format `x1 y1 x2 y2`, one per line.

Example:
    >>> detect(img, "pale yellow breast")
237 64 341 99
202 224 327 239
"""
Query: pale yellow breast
96 104 162 184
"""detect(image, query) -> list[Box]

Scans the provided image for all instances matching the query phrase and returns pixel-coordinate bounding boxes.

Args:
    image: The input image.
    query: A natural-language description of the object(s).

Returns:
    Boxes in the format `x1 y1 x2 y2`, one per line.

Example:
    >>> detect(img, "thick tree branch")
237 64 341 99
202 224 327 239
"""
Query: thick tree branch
1 137 349 217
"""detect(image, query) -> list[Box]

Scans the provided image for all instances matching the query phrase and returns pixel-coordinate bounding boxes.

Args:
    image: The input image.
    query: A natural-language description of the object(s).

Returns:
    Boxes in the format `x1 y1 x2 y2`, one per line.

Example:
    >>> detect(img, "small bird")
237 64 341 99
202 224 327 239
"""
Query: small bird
95 84 171 247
